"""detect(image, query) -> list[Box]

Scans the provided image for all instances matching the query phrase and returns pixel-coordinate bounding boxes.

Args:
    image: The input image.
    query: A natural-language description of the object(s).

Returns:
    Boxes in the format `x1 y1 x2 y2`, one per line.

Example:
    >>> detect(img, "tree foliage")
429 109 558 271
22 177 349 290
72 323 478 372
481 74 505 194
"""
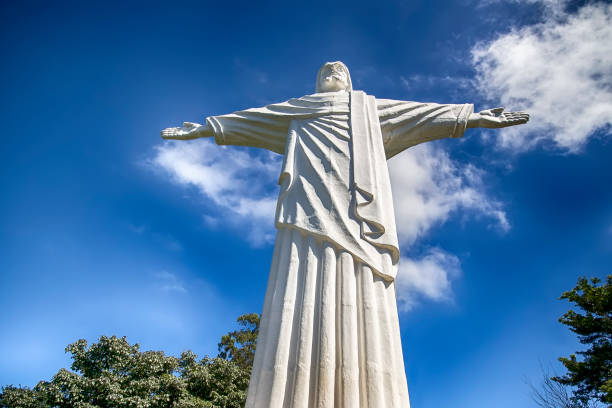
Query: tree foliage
217 313 259 371
0 314 259 408
553 276 612 405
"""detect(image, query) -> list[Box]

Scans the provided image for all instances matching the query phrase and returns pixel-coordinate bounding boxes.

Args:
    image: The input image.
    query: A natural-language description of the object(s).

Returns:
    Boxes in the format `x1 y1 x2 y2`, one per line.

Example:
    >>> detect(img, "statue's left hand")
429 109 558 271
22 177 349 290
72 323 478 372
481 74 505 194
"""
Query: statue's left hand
161 122 213 140
469 107 530 128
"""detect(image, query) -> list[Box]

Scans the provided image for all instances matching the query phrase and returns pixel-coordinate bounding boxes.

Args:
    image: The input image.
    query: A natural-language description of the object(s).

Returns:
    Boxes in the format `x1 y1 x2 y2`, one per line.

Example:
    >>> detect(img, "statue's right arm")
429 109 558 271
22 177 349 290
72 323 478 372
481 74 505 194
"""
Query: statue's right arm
161 99 303 153
161 121 214 140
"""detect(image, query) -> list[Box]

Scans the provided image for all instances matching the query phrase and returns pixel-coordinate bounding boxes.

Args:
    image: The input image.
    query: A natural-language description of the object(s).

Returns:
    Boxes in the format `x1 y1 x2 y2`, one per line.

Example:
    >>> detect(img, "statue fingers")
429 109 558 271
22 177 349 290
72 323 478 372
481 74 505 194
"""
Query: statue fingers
502 115 529 126
491 107 505 115
161 127 181 139
511 112 530 121
505 111 529 118
503 112 528 121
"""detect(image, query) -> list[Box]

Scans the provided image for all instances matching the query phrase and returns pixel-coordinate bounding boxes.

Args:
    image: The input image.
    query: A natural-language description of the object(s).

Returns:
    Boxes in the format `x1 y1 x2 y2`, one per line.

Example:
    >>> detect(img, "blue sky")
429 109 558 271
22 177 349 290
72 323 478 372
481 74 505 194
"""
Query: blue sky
1 0 611 407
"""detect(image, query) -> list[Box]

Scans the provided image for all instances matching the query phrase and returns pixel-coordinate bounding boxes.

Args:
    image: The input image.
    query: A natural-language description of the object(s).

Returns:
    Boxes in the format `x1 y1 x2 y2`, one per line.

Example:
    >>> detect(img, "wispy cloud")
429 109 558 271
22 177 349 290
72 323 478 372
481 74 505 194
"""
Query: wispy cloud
396 248 461 312
149 140 280 246
234 58 269 84
389 143 509 247
471 2 612 152
476 0 569 18
128 223 182 252
400 74 474 100
154 270 187 293
389 144 506 311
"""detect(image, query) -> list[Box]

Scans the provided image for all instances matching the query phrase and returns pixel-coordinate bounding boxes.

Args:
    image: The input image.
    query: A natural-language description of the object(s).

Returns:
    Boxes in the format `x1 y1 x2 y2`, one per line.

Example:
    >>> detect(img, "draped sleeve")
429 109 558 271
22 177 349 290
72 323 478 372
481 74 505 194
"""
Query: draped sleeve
206 97 337 155
376 98 474 159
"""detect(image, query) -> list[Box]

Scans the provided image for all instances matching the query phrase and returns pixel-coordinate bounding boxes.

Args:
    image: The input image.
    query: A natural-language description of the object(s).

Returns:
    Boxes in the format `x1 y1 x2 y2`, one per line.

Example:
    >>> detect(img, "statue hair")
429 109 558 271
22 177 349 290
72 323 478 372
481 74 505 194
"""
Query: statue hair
315 61 353 93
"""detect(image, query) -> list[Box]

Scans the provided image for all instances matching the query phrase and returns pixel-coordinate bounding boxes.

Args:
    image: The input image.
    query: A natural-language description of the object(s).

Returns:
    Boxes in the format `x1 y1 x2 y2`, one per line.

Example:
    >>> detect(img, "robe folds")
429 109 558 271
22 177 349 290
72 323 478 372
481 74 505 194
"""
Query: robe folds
206 91 472 408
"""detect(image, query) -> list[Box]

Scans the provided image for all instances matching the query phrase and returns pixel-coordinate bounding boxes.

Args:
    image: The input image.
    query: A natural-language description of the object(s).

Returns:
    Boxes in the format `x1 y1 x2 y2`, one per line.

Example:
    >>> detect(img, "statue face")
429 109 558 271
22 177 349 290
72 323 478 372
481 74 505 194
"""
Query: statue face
318 63 350 92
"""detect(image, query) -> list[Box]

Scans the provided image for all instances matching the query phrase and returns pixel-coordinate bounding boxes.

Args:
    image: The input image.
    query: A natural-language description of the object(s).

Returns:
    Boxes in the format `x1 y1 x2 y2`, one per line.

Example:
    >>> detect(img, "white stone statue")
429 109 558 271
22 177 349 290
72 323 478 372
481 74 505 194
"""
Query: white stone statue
161 61 528 408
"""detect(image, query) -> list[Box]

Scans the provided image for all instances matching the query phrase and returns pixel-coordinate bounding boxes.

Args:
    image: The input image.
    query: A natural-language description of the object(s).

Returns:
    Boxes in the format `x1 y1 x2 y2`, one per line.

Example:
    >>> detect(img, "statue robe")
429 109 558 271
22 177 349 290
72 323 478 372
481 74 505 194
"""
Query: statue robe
207 91 472 408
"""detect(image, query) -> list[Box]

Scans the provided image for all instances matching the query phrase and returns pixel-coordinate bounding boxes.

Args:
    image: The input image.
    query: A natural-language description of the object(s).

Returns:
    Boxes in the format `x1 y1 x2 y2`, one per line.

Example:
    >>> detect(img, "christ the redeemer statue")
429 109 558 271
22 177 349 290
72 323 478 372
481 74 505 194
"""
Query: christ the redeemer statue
161 61 529 408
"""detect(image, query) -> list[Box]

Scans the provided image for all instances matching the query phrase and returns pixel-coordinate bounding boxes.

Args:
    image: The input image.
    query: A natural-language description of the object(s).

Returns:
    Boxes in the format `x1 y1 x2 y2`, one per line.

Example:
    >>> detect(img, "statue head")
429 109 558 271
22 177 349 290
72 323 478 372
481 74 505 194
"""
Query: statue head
316 61 352 93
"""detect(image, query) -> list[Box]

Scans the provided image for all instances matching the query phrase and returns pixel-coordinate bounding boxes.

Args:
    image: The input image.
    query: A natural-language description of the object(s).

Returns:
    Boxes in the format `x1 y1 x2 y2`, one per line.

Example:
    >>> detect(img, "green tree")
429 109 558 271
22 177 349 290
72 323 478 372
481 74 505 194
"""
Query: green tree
217 313 259 371
0 314 259 408
553 276 612 406
0 385 46 408
180 352 249 408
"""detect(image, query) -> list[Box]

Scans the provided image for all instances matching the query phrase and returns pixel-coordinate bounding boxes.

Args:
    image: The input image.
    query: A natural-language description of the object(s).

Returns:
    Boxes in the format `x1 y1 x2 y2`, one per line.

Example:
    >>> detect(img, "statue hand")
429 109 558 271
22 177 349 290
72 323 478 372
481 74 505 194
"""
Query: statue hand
161 122 213 140
469 107 530 128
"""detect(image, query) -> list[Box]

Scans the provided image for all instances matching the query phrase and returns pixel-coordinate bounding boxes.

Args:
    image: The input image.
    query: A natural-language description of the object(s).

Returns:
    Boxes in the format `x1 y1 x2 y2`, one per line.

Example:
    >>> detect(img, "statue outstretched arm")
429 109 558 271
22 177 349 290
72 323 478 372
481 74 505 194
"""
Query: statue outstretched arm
160 112 287 154
377 99 530 159
161 122 214 140
377 100 474 158
160 98 316 154
466 107 530 128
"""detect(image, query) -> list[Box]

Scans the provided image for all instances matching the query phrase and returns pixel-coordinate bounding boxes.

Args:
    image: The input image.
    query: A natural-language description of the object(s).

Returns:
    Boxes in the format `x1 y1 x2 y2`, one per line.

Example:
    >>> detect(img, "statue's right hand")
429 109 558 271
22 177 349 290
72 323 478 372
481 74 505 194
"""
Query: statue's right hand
161 122 213 140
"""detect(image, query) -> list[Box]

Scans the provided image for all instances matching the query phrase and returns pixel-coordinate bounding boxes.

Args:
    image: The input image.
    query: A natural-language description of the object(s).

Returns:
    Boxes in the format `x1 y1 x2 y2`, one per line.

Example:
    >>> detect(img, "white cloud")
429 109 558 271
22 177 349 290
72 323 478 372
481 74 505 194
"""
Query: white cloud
151 232 182 252
395 248 461 312
150 140 280 245
128 223 182 252
389 144 506 311
472 2 612 152
154 270 187 293
389 143 509 246
477 0 569 17
400 74 473 99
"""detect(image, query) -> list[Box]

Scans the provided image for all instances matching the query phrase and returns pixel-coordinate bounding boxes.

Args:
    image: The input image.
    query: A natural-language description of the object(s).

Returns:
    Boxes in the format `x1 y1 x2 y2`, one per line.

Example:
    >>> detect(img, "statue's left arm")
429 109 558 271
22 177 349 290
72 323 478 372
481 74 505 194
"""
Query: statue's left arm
377 99 529 159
